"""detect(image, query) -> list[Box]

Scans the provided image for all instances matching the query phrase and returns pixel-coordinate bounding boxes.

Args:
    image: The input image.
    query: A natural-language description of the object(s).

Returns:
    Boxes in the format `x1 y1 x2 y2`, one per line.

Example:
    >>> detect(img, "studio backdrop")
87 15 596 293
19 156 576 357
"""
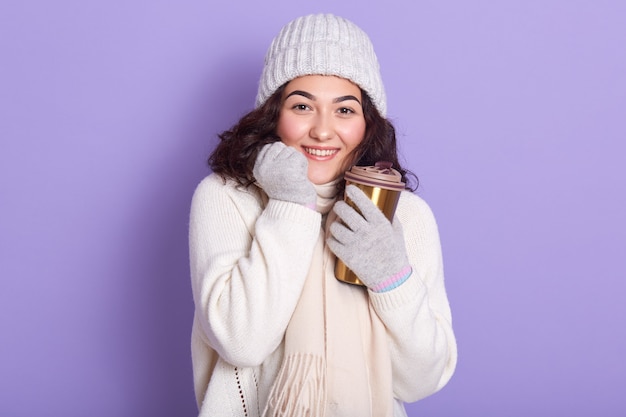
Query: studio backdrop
1 1 625 416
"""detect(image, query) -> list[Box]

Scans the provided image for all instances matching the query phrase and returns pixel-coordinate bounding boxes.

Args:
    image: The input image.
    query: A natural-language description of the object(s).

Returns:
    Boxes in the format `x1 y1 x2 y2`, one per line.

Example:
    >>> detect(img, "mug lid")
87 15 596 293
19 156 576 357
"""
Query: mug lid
344 161 405 191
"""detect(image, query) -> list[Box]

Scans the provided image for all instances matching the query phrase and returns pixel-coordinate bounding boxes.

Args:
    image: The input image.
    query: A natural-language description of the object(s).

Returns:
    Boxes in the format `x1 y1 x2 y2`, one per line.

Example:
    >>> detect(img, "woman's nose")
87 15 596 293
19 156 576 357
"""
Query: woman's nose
310 113 335 141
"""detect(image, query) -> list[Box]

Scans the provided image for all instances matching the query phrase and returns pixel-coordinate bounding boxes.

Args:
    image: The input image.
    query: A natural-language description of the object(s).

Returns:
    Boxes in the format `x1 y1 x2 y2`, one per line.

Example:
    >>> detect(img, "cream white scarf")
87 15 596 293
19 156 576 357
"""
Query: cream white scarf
263 182 393 417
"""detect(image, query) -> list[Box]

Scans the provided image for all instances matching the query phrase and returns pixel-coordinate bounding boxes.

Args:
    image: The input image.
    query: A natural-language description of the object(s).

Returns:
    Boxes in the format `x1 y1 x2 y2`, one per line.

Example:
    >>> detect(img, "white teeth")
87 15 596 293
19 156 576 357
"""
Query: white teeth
305 148 337 157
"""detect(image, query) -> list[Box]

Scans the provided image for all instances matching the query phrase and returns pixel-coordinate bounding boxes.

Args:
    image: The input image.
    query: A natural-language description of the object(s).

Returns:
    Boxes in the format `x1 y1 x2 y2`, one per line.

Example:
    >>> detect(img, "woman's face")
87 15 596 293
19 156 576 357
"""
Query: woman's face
276 75 366 185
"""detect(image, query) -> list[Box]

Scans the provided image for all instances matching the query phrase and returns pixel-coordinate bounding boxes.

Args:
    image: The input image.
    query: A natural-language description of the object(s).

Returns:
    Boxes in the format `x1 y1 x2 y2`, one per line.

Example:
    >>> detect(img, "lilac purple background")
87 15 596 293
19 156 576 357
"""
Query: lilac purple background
1 1 625 416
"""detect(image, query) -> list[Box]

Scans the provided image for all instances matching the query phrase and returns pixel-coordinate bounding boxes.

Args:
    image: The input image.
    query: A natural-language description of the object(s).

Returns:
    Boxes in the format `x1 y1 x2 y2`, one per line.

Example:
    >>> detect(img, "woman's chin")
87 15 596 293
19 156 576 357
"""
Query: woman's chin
308 170 341 185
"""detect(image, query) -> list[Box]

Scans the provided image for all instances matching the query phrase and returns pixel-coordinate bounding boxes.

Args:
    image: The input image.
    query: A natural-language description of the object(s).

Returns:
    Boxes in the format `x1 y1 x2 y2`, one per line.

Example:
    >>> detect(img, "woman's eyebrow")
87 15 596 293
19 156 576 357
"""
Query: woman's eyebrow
333 95 361 105
285 90 314 100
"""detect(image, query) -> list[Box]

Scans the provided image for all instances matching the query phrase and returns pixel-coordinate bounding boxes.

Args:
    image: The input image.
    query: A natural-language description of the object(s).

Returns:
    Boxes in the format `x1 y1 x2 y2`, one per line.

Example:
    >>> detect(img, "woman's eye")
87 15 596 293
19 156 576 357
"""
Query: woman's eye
338 107 354 114
293 104 309 111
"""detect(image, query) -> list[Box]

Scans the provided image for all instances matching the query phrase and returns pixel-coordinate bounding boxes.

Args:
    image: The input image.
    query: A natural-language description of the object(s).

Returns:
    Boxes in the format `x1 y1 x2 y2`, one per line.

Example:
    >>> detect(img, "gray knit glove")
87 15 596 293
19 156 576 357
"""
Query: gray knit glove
328 185 412 292
253 142 316 207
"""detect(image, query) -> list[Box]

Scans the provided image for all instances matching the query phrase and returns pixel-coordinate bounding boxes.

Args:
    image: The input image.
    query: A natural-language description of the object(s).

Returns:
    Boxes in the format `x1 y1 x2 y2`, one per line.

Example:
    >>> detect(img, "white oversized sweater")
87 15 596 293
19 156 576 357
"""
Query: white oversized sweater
189 173 457 417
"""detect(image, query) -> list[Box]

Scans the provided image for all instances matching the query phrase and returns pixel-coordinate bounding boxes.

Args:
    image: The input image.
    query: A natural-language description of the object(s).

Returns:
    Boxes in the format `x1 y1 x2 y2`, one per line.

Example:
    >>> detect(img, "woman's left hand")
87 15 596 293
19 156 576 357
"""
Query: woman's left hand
327 185 412 292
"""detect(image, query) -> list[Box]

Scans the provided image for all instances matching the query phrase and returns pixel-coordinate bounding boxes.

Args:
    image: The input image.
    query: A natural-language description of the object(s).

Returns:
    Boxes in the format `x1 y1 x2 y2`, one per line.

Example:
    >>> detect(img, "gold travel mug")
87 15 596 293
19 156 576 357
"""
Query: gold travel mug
335 161 406 286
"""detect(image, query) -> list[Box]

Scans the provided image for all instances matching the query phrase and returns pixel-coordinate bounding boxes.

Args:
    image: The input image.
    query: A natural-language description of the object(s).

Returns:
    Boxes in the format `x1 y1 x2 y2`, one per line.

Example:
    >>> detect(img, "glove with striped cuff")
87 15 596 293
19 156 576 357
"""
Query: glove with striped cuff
327 185 412 292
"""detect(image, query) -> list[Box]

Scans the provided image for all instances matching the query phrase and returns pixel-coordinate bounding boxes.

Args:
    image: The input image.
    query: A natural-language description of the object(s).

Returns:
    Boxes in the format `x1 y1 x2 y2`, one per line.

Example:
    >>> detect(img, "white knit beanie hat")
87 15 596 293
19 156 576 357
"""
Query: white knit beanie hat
256 13 387 117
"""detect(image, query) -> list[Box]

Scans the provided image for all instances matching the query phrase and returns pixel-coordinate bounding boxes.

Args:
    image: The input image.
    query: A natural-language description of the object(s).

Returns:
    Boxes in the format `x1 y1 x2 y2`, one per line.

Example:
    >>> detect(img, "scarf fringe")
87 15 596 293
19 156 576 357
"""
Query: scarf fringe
262 353 327 417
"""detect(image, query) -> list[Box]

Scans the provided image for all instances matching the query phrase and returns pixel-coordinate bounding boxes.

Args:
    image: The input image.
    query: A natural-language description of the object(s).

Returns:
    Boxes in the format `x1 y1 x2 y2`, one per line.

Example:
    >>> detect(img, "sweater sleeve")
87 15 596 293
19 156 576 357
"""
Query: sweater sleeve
368 191 457 402
189 175 321 367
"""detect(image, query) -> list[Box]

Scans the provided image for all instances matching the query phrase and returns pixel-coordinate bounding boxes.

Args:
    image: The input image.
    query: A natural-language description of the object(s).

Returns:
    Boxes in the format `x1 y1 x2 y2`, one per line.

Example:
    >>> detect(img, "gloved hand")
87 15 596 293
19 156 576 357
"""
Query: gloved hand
253 141 316 207
328 185 412 292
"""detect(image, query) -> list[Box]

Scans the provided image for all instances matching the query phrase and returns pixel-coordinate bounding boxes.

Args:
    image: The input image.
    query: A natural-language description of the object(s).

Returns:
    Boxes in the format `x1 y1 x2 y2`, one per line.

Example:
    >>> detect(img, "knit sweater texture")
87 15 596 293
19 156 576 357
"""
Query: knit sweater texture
189 173 457 417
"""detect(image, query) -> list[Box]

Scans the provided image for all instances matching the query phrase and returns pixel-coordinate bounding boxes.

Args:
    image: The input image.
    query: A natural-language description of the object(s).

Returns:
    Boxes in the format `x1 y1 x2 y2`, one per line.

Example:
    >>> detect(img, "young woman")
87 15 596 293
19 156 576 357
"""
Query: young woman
189 13 457 417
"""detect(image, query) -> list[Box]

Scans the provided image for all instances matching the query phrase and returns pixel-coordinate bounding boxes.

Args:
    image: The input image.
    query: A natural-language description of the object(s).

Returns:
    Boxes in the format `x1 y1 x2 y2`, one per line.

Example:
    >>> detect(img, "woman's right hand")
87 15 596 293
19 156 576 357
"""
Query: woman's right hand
253 141 316 207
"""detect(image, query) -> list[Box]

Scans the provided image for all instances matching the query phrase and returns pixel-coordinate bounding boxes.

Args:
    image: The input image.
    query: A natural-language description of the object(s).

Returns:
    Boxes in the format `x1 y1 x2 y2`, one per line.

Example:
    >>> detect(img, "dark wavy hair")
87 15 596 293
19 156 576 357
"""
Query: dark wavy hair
208 84 418 191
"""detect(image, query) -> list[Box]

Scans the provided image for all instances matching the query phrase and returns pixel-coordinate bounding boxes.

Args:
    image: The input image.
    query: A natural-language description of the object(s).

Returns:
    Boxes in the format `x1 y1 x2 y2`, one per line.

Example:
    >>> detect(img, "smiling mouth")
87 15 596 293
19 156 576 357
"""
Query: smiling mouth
304 147 339 157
